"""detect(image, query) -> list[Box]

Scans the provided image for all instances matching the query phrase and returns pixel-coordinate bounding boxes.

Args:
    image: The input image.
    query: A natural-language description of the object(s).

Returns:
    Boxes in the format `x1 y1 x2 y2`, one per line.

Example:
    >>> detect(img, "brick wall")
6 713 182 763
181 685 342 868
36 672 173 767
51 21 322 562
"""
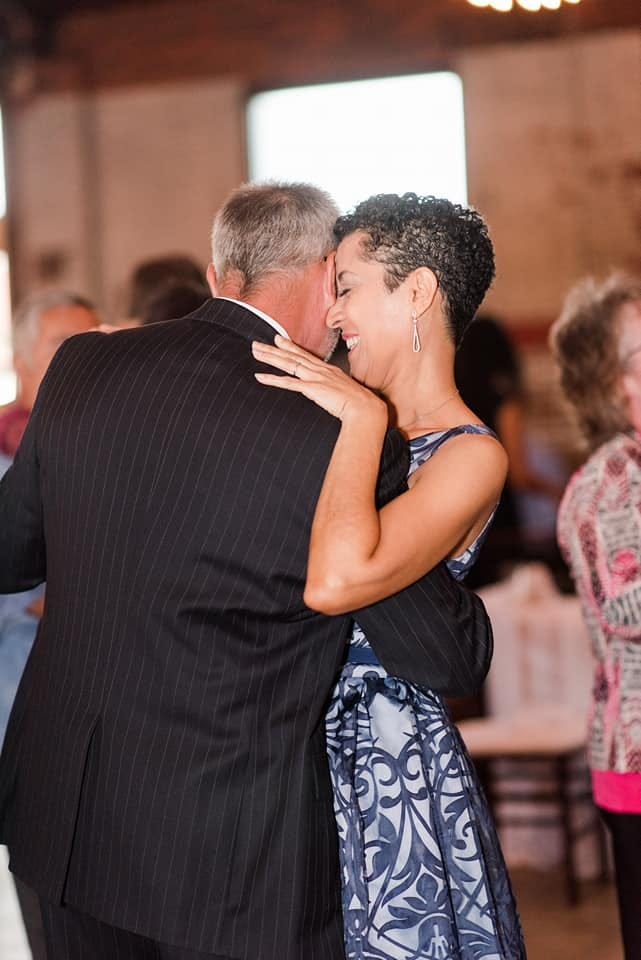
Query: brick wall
2 18 640 460
5 77 245 317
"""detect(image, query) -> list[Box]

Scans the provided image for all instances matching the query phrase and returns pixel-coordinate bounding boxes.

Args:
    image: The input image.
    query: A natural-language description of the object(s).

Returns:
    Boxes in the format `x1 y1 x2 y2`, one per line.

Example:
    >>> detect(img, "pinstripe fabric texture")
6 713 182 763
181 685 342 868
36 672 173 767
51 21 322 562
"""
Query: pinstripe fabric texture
0 299 492 959
41 897 232 958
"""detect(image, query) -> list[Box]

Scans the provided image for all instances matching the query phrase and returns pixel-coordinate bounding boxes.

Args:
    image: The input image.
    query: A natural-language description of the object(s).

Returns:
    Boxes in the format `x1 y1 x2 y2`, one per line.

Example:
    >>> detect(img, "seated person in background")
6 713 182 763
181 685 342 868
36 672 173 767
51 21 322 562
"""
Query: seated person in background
551 273 641 960
0 289 99 960
455 312 562 586
125 254 209 325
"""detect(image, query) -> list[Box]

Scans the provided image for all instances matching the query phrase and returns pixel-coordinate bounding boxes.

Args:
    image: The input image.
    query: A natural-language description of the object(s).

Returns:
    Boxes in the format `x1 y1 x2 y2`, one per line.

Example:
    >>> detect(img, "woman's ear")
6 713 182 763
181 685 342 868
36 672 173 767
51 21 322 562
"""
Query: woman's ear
411 266 439 316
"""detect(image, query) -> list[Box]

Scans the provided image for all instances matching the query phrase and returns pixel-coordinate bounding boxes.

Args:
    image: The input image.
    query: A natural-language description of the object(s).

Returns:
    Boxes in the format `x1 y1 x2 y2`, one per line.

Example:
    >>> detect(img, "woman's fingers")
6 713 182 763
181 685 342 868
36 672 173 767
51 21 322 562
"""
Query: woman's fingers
252 349 302 376
252 341 299 374
252 337 324 373
254 372 305 391
252 337 359 421
255 371 347 419
272 334 318 360
254 337 385 425
252 341 332 382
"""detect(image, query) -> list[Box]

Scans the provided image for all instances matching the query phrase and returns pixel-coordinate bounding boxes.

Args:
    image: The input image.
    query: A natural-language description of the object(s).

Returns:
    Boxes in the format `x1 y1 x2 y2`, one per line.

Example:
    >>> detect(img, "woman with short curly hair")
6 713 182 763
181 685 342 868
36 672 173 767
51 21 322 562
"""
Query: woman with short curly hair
552 273 641 960
253 193 525 959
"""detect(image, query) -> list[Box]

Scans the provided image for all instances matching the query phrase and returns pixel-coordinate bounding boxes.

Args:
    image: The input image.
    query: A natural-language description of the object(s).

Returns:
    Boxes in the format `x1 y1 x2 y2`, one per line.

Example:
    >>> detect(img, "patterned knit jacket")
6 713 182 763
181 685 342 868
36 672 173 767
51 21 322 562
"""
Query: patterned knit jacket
558 431 641 782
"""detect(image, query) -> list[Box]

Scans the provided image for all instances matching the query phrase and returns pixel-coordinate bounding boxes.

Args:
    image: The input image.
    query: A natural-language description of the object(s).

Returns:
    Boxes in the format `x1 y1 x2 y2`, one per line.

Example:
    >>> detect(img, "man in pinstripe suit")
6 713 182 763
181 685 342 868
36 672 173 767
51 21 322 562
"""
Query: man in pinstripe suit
0 182 492 959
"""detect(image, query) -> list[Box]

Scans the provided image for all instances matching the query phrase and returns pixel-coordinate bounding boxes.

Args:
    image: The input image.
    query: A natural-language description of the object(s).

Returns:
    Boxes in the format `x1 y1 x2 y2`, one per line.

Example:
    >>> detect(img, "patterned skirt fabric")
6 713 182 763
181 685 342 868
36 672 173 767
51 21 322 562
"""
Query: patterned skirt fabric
325 664 526 960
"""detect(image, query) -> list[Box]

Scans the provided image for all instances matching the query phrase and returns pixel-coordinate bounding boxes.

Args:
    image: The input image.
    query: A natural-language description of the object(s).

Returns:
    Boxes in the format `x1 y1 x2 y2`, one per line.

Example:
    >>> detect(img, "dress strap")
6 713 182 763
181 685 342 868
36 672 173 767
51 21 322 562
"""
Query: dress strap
424 423 496 447
409 424 497 472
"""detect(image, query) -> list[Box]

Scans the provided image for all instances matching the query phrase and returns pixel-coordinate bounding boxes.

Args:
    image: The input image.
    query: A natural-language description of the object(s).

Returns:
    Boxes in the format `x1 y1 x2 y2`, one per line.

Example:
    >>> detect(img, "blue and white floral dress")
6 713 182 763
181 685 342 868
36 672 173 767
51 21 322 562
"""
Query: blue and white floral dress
325 425 526 960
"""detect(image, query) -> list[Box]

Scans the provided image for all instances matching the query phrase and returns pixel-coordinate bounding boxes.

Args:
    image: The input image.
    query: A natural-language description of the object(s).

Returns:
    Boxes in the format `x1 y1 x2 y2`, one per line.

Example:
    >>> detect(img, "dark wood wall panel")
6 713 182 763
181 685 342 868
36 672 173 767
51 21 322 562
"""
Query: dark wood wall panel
15 0 641 94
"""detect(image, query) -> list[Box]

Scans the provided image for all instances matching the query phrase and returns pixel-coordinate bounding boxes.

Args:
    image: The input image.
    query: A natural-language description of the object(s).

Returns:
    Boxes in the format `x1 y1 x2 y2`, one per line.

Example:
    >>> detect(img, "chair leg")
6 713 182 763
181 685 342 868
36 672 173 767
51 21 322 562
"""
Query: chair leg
558 755 579 905
595 806 610 884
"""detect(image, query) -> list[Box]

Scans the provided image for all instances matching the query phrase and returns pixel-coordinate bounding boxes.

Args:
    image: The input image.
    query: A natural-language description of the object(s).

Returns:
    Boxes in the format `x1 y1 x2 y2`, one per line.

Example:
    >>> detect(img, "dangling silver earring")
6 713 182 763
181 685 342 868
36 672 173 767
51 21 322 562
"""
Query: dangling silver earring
412 310 421 353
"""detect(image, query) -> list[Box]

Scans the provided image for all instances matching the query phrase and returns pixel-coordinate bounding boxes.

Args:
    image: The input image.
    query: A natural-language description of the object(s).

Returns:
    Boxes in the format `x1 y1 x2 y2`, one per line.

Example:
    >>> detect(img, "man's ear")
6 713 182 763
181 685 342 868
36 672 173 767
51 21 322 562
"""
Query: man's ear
412 266 439 316
323 251 337 306
206 263 218 297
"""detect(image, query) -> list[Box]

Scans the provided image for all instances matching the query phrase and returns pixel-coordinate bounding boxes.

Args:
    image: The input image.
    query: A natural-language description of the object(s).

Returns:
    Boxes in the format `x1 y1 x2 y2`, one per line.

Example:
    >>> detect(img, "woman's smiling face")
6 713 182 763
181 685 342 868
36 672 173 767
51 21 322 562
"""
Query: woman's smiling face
328 231 411 388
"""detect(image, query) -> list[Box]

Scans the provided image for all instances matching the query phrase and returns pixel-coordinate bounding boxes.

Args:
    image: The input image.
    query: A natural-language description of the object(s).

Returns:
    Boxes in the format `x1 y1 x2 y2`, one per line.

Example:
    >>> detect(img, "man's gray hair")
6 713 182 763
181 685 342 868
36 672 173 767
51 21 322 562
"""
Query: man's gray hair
211 181 339 293
12 290 96 360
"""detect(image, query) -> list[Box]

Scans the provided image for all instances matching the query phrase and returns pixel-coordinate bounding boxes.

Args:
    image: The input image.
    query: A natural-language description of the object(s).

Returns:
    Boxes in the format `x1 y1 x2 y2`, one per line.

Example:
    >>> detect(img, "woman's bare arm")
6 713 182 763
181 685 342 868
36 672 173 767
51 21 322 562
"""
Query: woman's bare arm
304 423 506 613
252 335 507 614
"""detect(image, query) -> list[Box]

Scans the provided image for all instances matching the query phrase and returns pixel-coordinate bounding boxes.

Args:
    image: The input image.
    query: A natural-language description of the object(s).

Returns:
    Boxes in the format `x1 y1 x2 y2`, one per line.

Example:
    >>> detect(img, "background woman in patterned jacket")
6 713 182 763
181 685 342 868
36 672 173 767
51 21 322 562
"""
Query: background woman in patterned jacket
552 273 641 960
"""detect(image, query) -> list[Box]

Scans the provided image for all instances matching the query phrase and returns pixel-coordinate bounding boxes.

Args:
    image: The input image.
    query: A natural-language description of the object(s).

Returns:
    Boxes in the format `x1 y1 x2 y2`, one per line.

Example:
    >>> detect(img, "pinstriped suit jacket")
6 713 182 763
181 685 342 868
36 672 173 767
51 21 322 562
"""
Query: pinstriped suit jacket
0 299 492 958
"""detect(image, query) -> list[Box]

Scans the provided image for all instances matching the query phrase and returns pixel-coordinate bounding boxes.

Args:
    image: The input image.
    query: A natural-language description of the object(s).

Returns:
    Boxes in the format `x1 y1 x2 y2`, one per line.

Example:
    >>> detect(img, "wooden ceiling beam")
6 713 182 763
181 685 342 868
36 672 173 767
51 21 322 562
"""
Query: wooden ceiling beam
9 0 641 94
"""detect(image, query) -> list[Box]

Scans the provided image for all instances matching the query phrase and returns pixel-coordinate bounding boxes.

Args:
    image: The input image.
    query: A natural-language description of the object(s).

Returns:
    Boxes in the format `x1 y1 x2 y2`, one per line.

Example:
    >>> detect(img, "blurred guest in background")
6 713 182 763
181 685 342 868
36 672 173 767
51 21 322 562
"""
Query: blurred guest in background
0 291 99 457
552 273 641 960
139 281 211 326
0 289 99 960
126 253 209 325
456 313 562 586
0 289 99 726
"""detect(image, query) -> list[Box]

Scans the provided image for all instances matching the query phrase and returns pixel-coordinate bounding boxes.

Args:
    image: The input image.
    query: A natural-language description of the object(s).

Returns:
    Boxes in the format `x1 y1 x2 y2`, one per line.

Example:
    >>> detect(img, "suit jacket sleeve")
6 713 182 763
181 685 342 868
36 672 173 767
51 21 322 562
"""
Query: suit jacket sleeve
358 428 493 697
0 348 61 594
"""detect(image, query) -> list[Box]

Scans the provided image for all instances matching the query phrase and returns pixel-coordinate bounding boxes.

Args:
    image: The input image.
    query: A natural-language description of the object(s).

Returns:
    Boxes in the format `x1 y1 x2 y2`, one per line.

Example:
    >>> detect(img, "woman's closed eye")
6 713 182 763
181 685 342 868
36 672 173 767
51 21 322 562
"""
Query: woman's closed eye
337 287 350 298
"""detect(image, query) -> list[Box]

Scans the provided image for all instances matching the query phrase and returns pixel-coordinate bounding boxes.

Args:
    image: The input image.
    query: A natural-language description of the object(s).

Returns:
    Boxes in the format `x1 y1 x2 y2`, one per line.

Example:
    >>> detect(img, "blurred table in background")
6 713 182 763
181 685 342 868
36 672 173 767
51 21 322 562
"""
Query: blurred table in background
476 565 600 876
480 564 592 720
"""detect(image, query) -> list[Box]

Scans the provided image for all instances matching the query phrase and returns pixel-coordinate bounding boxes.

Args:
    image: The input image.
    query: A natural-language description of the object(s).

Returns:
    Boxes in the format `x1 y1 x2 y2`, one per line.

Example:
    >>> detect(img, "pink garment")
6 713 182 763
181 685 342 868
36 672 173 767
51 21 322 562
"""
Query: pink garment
592 771 641 813
0 405 29 457
558 431 641 813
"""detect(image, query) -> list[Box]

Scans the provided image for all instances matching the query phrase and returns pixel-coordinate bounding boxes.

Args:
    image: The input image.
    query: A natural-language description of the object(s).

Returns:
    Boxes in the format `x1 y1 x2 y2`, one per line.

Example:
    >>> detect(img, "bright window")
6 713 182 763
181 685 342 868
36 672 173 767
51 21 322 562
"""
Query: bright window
247 72 467 213
0 112 14 405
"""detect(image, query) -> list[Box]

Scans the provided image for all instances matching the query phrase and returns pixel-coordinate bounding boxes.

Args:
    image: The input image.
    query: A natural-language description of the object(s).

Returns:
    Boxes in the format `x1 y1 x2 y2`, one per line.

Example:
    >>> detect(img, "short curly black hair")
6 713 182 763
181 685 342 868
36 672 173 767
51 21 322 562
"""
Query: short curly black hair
334 193 495 347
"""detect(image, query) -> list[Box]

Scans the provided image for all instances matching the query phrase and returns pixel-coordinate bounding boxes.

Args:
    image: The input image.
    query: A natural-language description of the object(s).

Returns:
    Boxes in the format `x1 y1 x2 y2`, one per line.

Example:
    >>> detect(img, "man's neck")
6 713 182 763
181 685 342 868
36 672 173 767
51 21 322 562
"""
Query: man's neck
217 278 299 341
215 258 332 358
216 297 290 341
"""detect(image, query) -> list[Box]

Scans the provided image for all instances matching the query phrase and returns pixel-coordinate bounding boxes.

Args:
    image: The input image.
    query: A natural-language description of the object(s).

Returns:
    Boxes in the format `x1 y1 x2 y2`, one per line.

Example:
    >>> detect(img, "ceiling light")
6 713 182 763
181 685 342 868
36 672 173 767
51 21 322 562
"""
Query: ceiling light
466 0 582 9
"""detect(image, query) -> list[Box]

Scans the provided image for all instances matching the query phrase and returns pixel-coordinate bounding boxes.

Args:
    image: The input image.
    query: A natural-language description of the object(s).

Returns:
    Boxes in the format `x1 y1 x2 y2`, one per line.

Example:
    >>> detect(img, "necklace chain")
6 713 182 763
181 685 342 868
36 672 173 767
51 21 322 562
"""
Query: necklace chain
398 390 460 430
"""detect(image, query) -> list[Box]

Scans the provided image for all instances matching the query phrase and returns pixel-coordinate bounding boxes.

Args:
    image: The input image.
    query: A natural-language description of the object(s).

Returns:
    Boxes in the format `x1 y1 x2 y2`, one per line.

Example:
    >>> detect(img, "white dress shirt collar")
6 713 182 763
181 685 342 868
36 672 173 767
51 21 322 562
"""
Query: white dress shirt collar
215 297 290 340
